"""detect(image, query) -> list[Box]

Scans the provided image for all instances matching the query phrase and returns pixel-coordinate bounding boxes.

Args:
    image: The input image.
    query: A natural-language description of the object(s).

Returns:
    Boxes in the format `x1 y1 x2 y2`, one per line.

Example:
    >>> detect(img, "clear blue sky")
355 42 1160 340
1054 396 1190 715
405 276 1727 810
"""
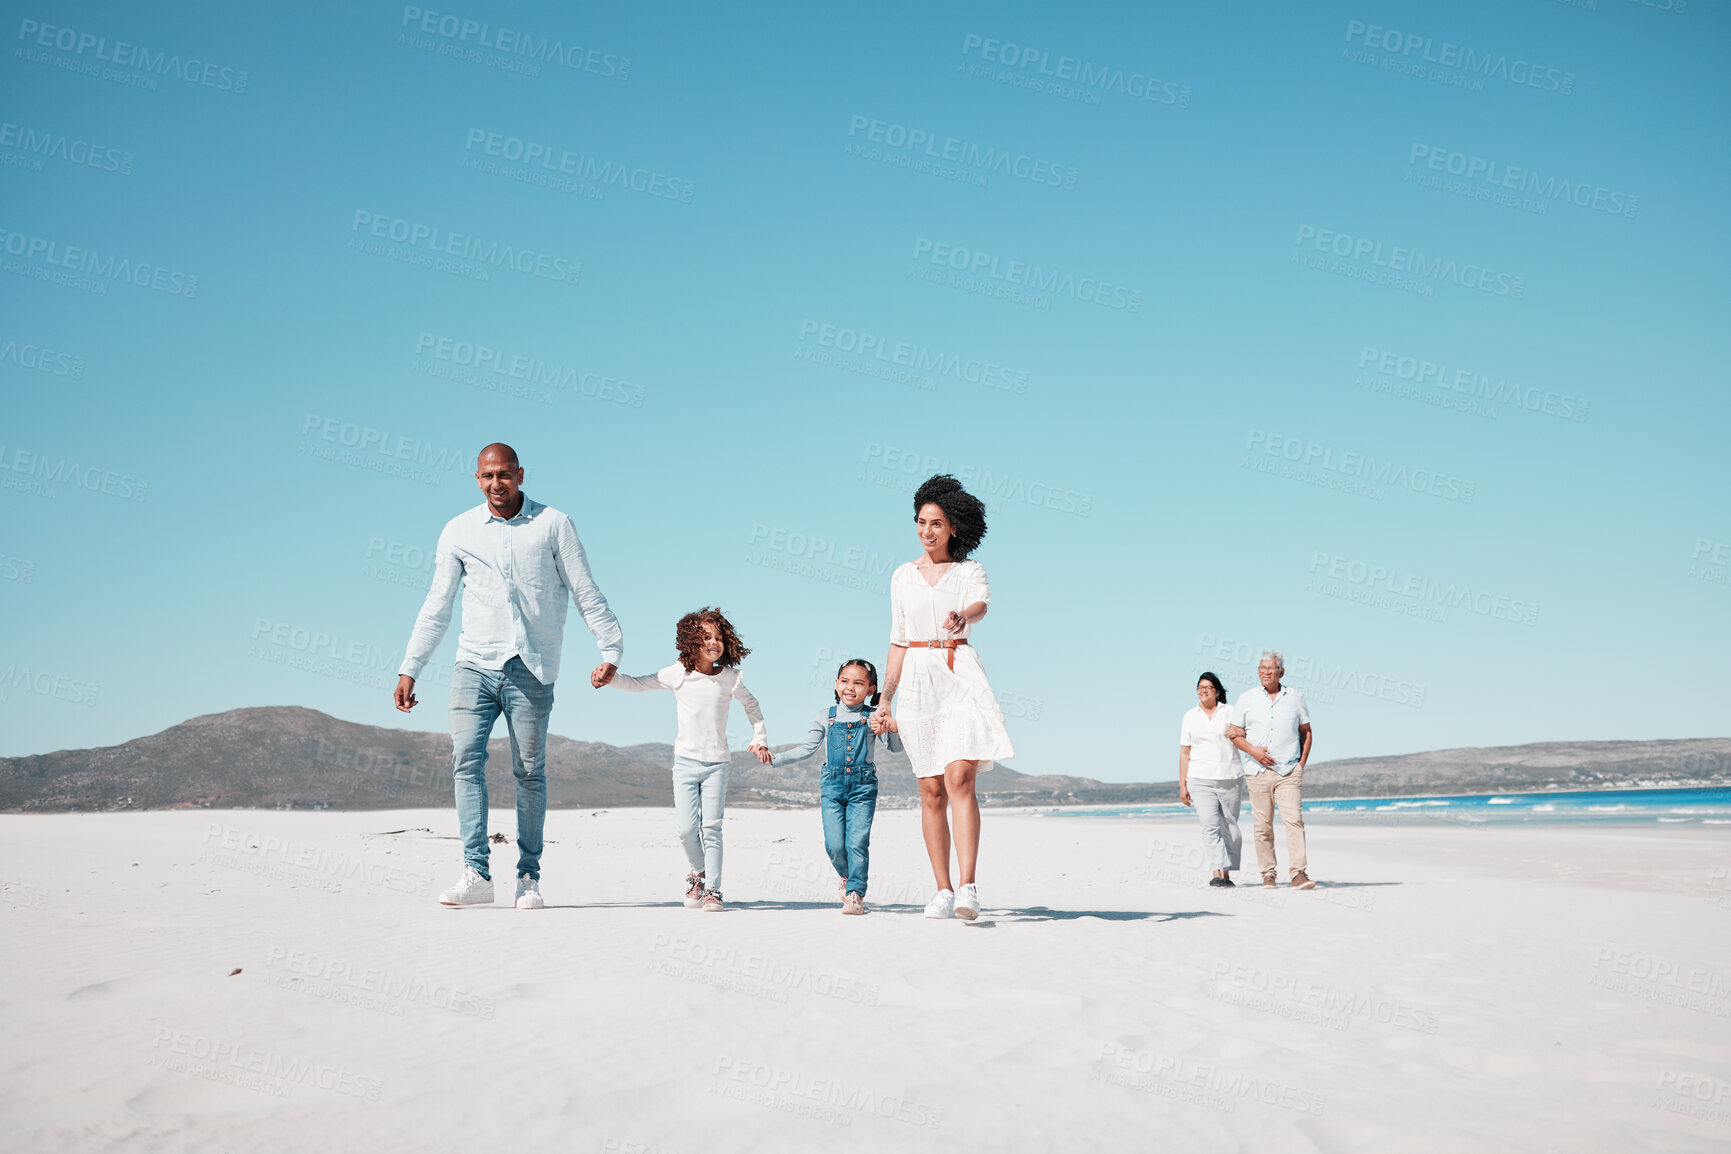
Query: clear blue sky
3 0 1727 781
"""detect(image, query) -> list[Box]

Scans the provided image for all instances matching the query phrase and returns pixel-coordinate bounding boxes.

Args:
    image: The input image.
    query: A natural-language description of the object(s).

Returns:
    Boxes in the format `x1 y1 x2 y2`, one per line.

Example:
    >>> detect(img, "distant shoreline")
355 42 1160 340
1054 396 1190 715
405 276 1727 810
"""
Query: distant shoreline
16 781 1730 818
1025 781 1731 811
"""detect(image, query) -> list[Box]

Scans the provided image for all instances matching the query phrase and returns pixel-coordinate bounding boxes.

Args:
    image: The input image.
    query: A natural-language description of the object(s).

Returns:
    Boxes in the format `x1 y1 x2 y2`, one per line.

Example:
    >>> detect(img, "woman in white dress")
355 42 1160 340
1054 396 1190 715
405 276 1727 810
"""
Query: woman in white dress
871 475 1014 921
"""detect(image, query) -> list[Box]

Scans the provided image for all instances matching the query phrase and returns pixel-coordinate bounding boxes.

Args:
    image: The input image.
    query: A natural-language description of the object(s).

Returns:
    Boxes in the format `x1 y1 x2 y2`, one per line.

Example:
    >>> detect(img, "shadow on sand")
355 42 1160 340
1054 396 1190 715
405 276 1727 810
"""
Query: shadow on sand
961 907 1230 925
450 902 1235 921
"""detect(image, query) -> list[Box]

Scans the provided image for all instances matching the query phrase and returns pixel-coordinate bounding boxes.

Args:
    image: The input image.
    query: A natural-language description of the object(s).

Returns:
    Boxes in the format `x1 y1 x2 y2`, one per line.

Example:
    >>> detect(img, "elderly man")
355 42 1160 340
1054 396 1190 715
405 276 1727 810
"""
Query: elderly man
1229 651 1315 889
393 443 622 910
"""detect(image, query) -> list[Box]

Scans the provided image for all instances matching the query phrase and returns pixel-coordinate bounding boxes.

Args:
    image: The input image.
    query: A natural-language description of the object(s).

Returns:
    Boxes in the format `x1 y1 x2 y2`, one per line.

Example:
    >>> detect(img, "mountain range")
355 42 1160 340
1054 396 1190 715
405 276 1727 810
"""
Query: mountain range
1 707 1726 812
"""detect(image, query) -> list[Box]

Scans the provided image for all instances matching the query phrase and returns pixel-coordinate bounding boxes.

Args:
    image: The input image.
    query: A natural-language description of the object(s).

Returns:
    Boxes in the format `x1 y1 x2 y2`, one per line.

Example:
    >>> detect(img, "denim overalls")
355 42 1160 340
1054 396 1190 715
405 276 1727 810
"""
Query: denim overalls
822 704 880 898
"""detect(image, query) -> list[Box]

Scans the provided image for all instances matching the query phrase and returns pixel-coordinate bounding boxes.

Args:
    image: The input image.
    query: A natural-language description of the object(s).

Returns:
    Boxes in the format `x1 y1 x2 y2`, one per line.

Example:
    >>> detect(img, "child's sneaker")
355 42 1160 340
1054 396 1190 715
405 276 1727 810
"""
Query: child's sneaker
702 889 725 912
954 883 980 921
923 889 955 919
842 893 866 916
683 871 706 908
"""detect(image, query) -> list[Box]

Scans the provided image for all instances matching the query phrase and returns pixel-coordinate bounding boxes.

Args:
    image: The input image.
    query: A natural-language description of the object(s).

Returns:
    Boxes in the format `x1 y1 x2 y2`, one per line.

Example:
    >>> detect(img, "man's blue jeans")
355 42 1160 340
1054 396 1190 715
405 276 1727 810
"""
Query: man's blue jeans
450 658 554 880
821 766 878 898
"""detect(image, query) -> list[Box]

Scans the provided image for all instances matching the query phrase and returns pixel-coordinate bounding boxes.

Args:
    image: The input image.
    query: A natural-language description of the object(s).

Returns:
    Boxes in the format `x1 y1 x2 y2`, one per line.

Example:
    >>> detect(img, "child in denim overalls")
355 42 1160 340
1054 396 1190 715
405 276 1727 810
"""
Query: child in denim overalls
773 659 901 914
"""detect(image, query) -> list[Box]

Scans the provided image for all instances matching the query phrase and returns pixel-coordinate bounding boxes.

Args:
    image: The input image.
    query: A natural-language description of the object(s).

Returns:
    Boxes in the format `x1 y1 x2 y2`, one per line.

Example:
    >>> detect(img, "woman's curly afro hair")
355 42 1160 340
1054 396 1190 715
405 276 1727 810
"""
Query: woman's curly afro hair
914 474 988 561
674 607 750 672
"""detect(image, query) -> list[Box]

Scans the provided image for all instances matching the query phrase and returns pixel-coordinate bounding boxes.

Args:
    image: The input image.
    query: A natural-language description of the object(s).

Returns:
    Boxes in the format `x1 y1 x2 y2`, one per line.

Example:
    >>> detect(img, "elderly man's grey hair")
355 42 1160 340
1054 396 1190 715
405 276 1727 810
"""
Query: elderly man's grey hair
1259 650 1285 671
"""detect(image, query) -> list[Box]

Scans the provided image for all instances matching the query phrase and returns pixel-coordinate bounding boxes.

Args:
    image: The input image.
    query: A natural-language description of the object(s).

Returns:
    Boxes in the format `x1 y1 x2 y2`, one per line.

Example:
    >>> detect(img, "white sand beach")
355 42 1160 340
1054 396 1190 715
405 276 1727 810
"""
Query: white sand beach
2 806 1729 1154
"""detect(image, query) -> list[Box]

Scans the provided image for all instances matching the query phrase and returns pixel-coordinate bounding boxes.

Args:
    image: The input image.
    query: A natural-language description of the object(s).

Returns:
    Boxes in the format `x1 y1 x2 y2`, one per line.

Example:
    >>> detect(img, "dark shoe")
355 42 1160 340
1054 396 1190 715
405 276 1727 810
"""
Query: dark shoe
1208 876 1229 888
1291 870 1316 890
1218 875 1236 888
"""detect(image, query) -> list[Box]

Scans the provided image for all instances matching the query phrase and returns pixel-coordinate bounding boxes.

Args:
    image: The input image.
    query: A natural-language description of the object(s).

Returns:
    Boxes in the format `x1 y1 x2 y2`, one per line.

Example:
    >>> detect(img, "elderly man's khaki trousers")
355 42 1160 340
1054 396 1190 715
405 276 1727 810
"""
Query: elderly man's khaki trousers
1247 767 1306 879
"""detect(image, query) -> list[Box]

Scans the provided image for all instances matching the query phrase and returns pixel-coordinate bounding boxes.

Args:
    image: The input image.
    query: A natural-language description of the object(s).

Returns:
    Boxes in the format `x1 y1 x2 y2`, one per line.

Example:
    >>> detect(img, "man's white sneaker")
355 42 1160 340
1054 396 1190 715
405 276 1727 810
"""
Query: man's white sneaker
514 876 544 909
954 883 980 921
439 866 494 907
923 889 955 919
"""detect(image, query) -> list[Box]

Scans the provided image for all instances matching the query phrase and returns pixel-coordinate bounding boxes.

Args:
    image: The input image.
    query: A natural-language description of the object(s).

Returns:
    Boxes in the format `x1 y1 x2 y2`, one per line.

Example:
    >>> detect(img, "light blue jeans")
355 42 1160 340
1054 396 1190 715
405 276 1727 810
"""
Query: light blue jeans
672 756 729 892
1190 777 1244 872
450 658 554 880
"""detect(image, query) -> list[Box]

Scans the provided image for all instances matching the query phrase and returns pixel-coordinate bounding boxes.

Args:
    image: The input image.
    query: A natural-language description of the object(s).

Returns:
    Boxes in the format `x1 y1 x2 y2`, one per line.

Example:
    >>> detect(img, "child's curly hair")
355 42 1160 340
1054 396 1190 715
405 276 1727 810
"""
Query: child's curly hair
675 607 750 672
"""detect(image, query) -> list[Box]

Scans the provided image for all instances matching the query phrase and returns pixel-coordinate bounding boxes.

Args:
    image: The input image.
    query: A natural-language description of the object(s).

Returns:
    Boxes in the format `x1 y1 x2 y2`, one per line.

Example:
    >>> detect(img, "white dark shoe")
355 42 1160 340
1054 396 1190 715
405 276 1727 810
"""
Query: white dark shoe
923 889 955 919
514 876 544 909
954 883 980 921
684 871 707 908
439 866 494 907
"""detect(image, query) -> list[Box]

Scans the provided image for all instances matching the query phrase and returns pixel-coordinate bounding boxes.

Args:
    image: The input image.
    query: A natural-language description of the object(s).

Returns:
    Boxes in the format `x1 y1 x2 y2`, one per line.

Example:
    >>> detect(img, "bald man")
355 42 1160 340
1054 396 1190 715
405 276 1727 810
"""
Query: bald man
394 443 623 909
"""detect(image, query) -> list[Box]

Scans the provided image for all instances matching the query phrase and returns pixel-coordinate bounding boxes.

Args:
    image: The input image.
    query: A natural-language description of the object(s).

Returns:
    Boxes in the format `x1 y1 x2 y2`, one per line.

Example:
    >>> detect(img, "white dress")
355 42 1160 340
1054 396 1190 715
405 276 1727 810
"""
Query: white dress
889 559 1015 778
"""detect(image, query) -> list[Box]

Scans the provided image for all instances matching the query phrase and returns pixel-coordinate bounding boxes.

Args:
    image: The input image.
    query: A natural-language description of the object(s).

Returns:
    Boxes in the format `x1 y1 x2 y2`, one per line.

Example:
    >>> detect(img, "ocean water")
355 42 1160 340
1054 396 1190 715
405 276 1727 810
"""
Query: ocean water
1039 786 1731 826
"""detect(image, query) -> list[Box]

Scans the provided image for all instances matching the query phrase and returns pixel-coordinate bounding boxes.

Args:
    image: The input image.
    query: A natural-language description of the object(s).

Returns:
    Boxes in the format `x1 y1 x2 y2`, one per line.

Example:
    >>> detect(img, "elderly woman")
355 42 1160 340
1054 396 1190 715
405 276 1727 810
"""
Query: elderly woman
1178 672 1243 887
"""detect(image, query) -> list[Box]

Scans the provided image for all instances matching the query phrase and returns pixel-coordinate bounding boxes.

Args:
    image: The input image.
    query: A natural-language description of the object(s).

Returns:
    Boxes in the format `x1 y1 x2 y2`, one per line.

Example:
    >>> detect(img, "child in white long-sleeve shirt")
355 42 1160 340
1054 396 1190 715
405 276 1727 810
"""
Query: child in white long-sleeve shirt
611 607 769 912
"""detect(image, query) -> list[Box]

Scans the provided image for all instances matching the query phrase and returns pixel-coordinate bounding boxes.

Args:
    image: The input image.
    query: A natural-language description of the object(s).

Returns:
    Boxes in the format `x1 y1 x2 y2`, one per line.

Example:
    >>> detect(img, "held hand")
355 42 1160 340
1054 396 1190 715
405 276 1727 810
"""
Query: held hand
1179 782 1192 807
871 705 893 732
748 744 772 765
394 675 418 713
942 610 968 634
591 662 617 688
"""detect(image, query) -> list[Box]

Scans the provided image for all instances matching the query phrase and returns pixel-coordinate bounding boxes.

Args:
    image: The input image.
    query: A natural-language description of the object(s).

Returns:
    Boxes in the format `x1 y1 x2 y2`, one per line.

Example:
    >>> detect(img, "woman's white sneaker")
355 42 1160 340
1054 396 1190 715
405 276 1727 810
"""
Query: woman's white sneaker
954 883 980 921
924 889 955 919
514 876 544 909
439 866 494 906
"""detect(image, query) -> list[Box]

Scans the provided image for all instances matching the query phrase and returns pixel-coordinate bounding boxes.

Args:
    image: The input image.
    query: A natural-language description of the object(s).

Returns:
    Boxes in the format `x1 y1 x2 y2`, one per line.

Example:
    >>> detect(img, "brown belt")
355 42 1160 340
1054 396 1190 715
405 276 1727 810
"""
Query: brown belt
906 639 967 670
